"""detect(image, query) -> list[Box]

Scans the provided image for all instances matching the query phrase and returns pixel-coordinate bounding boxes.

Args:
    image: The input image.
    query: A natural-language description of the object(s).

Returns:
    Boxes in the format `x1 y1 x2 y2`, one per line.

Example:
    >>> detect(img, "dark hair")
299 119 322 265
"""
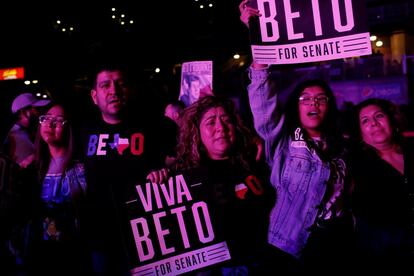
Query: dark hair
90 62 131 89
34 103 73 180
351 98 406 147
184 74 200 86
283 79 343 158
174 95 256 171
165 100 186 114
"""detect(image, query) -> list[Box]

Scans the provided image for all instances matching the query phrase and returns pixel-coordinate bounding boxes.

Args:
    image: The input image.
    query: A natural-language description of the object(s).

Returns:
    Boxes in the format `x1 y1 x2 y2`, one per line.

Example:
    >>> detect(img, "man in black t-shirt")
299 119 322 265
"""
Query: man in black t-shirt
79 63 172 275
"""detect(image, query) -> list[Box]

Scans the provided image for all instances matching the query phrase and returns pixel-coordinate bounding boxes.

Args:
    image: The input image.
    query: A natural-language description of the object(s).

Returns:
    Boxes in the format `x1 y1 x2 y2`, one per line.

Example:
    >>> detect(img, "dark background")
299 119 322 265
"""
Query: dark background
0 0 252 139
0 0 413 139
0 1 249 83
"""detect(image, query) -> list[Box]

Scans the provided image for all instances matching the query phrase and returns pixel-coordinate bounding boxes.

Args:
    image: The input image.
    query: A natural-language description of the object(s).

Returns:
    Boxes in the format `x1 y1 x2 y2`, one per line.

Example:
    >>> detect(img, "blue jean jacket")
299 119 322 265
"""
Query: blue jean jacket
247 67 332 257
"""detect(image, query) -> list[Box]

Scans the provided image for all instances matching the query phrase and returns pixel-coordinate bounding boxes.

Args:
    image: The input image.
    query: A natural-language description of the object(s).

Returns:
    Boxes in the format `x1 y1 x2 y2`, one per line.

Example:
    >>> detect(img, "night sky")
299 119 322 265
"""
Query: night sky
0 1 249 80
0 0 252 139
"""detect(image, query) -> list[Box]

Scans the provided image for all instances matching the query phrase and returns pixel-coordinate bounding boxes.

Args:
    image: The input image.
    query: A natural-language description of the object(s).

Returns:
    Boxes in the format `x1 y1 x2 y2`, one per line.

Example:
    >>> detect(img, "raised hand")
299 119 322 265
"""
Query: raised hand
239 0 268 68
239 0 261 27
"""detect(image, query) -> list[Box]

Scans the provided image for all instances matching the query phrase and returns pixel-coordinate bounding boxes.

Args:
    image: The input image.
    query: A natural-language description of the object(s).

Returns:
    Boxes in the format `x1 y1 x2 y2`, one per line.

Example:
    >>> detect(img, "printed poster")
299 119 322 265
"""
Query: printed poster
248 0 372 64
179 61 213 107
124 170 231 275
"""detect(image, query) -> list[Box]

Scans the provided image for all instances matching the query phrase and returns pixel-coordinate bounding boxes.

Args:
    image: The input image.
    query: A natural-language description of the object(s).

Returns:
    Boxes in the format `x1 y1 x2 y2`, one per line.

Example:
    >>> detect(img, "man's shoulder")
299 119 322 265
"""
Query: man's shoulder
3 124 31 149
6 124 25 136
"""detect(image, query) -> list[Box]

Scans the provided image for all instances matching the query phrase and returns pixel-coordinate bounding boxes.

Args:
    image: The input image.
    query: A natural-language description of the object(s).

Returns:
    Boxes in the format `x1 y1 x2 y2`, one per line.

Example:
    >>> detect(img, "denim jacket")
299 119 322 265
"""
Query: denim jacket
247 67 334 257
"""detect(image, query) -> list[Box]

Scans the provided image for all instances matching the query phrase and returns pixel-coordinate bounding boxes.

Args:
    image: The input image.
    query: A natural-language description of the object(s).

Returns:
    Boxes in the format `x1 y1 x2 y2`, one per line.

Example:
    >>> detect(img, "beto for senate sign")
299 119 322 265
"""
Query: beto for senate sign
248 0 372 64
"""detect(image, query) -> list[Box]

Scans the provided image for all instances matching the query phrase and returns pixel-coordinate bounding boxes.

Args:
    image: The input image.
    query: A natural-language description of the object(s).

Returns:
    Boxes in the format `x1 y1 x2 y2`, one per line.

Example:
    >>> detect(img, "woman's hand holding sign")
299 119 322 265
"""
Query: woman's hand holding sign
239 0 268 69
146 168 169 184
239 0 261 27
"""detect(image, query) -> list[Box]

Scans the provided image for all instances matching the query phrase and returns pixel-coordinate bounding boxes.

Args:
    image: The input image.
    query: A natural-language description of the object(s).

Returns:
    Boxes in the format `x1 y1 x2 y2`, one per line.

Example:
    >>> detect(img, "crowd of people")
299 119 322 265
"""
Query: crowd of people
0 1 413 275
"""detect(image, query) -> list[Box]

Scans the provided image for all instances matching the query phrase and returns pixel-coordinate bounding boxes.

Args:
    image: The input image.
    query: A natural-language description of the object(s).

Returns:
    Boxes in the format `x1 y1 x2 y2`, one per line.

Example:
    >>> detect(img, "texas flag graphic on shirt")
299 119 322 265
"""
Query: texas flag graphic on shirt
235 183 248 200
108 134 130 155
87 132 144 156
116 138 130 154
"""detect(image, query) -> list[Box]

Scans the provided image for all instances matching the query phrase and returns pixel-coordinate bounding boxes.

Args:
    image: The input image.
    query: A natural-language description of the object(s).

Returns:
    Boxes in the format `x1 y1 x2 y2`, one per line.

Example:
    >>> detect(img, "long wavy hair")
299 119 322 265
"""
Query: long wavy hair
283 79 344 159
350 98 406 150
174 95 257 172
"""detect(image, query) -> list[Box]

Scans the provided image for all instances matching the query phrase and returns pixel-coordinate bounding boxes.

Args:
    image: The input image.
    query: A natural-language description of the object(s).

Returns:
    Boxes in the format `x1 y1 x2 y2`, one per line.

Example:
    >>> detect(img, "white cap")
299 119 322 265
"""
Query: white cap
11 93 51 114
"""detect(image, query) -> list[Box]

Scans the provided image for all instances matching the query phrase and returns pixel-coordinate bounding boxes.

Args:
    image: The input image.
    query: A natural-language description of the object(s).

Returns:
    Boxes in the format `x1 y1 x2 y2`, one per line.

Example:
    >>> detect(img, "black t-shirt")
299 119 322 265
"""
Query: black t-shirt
192 159 272 264
162 116 179 158
0 153 27 236
79 118 168 265
350 142 414 226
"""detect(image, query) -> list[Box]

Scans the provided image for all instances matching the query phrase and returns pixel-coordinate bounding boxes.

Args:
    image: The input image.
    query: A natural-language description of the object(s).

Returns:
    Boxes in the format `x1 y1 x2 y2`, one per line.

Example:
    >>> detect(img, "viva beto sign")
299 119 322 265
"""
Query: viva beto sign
249 0 372 64
126 173 231 275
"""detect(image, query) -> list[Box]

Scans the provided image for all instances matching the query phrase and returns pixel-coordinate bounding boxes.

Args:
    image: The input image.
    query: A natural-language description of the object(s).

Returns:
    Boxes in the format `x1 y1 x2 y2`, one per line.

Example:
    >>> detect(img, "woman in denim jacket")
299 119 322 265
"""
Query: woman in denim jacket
239 2 354 273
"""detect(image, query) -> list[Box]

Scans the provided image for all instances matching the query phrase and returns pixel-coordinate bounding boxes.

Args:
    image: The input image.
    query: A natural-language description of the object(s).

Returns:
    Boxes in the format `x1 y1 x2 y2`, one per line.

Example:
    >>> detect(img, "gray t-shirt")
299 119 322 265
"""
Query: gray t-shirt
2 124 34 164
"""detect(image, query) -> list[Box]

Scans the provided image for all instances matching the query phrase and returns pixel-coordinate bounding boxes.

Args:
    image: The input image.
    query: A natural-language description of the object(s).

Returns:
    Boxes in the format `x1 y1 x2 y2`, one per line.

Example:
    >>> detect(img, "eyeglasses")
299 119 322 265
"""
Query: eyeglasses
39 115 67 127
298 95 329 105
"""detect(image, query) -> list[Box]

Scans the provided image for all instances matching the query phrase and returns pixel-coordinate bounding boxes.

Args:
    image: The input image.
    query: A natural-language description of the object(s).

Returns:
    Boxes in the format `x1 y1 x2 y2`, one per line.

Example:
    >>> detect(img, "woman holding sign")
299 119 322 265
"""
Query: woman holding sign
239 0 354 273
148 95 273 275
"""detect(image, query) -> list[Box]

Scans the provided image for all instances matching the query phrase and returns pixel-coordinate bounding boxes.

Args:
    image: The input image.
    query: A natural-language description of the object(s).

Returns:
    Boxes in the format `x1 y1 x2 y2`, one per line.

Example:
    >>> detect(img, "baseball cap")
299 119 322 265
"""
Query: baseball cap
11 93 51 114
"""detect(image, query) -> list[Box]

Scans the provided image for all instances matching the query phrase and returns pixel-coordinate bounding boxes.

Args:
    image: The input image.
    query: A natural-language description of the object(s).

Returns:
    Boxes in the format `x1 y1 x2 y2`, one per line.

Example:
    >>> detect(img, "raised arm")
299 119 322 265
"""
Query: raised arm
247 66 285 164
239 0 261 28
239 0 266 71
240 0 285 163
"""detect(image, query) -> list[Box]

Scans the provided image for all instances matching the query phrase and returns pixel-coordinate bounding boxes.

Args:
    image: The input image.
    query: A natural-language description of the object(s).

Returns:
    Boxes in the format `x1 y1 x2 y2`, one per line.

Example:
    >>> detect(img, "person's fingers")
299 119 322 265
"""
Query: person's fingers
161 169 168 181
146 172 156 183
244 7 261 17
158 170 166 183
240 7 261 27
146 168 170 184
239 0 249 13
248 7 261 16
256 143 263 161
